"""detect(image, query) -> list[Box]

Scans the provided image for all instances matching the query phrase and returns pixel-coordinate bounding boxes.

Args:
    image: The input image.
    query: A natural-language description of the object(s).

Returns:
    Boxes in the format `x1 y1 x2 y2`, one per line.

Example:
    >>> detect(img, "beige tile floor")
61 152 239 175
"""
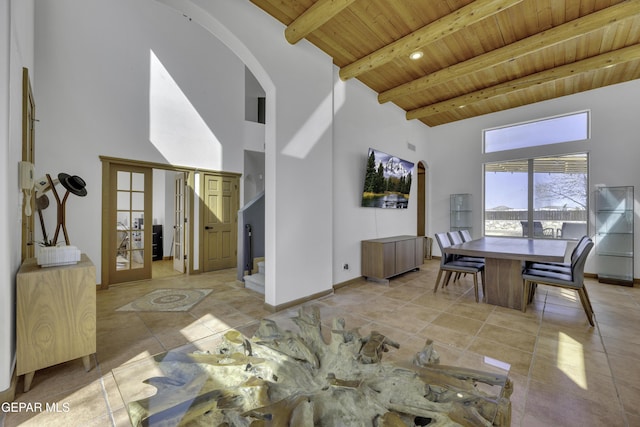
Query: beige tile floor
2 259 639 426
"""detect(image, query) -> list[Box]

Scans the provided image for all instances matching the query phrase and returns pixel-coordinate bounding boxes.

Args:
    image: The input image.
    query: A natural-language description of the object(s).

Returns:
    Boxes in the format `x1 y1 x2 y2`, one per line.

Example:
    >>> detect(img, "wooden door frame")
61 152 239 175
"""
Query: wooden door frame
99 156 241 288
173 172 187 274
100 157 193 289
107 162 153 284
22 68 35 261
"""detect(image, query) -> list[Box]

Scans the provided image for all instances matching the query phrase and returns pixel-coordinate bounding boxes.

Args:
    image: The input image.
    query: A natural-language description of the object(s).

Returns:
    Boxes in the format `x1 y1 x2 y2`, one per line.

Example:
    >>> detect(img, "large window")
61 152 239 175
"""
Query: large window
484 153 588 239
484 111 589 153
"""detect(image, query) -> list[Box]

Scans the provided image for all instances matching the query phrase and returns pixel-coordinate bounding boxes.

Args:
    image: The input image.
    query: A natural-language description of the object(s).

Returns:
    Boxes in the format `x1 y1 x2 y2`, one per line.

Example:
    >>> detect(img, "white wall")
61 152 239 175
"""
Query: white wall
332 73 431 284
428 79 640 276
33 0 247 281
1 0 34 393
0 0 13 394
32 0 337 307
244 150 265 205
6 0 640 394
152 169 166 227
170 0 336 306
32 0 434 309
245 67 265 123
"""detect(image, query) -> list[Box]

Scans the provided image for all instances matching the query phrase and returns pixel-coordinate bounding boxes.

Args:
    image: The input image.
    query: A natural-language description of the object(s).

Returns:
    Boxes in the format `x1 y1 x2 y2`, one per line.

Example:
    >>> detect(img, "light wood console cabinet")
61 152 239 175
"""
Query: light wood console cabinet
16 254 96 392
361 236 423 281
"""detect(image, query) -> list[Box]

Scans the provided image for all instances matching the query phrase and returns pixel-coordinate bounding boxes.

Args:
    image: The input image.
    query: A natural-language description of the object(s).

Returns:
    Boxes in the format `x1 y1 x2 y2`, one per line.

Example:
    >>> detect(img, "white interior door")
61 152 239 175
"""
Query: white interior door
173 172 186 273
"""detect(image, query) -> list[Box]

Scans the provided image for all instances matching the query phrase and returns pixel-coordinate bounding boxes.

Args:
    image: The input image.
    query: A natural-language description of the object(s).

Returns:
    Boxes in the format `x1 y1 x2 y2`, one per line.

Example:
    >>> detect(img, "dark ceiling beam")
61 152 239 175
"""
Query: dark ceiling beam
379 1 640 104
285 0 357 45
406 44 640 121
338 0 523 81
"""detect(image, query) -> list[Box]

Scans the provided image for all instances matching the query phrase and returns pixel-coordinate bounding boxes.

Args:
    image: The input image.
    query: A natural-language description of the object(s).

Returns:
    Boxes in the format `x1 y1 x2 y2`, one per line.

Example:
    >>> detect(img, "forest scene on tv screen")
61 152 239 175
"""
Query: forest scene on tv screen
361 148 414 208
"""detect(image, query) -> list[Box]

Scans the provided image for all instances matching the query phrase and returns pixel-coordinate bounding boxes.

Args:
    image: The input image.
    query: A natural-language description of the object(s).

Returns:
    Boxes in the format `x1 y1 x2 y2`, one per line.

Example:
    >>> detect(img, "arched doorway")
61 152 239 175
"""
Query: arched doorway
417 161 430 260
417 161 427 236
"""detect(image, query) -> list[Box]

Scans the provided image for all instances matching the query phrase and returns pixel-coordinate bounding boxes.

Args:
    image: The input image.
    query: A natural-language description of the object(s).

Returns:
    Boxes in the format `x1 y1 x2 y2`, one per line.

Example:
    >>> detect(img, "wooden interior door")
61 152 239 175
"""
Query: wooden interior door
22 68 35 261
173 172 186 273
203 173 238 272
109 164 152 284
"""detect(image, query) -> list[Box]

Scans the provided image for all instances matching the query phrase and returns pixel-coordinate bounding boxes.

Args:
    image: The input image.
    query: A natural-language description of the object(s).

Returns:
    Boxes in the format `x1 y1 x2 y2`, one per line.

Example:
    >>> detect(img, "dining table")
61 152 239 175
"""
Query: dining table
446 237 568 310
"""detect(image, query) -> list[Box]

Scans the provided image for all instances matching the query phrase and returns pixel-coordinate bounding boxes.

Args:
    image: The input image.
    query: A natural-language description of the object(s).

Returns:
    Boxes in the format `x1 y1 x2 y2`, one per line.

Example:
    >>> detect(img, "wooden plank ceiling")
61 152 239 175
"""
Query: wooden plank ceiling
249 0 640 127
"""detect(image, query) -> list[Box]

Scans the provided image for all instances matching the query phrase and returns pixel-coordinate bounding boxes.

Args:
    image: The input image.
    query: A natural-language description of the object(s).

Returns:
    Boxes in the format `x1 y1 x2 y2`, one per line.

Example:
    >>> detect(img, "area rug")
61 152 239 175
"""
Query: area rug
116 289 213 312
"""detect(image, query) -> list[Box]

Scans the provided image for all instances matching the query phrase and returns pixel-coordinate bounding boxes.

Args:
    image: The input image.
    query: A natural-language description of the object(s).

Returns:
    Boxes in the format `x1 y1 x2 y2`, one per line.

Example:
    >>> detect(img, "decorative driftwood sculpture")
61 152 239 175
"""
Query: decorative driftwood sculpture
127 306 512 426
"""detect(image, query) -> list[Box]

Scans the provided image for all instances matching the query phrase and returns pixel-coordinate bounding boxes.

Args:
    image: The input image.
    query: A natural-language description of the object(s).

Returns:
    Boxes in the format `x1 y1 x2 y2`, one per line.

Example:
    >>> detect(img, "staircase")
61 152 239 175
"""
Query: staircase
244 260 265 294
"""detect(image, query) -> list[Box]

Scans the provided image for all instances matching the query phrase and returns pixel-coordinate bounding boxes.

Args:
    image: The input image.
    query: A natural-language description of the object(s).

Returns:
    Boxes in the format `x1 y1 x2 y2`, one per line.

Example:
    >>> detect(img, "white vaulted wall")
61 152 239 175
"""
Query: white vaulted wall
0 0 34 392
3 0 639 395
30 0 431 311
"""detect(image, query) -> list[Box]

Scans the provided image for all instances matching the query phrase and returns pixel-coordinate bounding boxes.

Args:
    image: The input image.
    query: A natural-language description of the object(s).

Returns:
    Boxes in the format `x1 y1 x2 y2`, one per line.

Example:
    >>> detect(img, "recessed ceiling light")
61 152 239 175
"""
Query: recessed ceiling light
409 50 424 60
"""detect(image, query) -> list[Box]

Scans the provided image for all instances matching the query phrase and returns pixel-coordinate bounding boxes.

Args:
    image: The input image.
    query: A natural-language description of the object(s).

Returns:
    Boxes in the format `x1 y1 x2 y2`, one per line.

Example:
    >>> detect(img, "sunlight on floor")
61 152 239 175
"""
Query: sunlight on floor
557 332 587 389
182 314 230 338
558 288 578 303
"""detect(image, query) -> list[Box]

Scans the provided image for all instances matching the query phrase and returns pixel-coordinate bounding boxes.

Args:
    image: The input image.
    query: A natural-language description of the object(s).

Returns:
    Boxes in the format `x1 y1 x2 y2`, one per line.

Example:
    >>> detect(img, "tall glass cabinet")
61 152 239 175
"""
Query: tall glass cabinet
450 193 472 235
595 186 634 286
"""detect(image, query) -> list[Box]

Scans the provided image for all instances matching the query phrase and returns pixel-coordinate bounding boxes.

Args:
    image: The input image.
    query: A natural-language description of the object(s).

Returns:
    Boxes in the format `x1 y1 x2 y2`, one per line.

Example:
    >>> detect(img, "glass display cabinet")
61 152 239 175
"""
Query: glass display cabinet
595 186 634 286
450 193 472 235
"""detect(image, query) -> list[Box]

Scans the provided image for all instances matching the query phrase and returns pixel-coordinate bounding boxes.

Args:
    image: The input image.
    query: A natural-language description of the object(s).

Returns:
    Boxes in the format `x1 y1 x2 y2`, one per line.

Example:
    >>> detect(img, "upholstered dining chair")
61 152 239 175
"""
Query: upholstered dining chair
525 235 590 274
452 230 484 260
460 229 473 242
447 231 484 281
434 232 485 303
521 237 595 326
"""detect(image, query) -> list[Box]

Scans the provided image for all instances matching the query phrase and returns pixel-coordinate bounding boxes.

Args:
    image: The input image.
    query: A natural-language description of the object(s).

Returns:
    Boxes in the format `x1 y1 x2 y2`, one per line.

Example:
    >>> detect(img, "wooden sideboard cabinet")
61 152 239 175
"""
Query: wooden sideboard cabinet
16 254 96 392
361 236 424 281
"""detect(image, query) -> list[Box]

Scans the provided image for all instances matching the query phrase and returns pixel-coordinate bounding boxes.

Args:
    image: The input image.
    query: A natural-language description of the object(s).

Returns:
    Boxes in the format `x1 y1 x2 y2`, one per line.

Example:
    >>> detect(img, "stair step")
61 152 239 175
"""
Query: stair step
244 272 265 294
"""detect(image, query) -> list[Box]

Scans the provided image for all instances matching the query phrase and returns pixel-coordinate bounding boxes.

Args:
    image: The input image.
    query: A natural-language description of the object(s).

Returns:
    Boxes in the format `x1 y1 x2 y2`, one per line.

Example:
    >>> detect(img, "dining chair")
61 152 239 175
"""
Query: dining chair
521 221 555 238
460 229 472 242
447 231 483 260
454 230 484 257
434 233 485 303
447 231 484 282
525 235 589 274
521 237 595 326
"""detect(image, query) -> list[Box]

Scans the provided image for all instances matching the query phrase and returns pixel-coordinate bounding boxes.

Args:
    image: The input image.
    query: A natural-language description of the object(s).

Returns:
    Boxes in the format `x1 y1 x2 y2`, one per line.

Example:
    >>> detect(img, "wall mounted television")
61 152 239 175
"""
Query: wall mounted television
361 148 414 209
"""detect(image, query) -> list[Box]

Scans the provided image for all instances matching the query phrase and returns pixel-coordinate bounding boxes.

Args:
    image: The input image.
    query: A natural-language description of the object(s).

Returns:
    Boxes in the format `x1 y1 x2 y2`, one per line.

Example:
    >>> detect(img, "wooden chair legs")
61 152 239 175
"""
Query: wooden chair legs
577 286 595 326
522 280 531 313
522 279 594 327
434 269 482 303
472 274 479 303
434 270 453 293
433 270 443 293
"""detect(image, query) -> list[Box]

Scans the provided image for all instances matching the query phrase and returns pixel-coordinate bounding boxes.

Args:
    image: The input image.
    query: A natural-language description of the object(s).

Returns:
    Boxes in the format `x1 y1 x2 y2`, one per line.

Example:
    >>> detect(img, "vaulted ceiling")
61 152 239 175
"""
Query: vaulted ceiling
249 0 640 127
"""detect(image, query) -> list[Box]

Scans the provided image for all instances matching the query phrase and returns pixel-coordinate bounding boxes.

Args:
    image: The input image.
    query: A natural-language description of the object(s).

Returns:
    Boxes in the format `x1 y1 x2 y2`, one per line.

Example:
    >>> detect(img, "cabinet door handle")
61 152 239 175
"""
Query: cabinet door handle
205 226 213 230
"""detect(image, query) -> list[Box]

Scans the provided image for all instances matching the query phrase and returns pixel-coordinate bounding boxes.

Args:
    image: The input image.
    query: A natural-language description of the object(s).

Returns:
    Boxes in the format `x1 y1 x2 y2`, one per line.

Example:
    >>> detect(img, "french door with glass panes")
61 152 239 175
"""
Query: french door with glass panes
110 164 152 284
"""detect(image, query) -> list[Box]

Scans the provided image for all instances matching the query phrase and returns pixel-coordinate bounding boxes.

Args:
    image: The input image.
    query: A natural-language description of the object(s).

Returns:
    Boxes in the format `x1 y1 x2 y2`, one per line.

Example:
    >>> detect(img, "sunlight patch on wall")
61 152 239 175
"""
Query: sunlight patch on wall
557 332 587 389
149 50 222 170
282 78 346 159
